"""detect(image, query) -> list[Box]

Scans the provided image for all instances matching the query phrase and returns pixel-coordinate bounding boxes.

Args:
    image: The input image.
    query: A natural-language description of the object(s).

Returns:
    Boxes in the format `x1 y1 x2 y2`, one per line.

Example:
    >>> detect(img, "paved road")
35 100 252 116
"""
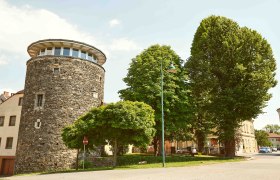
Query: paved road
2 152 280 180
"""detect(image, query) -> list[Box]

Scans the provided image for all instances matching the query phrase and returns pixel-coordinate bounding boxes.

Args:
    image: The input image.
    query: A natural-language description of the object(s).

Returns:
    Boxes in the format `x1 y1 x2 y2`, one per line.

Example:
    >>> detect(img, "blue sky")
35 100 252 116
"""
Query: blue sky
0 0 279 129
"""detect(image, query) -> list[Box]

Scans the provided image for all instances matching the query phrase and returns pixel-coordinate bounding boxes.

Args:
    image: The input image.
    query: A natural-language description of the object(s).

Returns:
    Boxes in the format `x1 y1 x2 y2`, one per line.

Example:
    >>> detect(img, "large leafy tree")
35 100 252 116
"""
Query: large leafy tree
185 15 277 157
255 130 272 147
263 124 280 134
62 101 156 167
119 45 192 155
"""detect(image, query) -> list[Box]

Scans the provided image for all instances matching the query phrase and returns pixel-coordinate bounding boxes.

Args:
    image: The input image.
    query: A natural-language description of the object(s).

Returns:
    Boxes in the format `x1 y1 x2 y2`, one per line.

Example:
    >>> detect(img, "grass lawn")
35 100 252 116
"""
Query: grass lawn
12 154 245 177
115 154 245 169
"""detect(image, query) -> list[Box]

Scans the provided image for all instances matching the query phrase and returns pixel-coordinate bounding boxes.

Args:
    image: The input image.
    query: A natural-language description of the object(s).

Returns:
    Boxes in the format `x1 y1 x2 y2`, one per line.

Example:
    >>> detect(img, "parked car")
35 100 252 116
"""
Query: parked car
176 147 191 154
272 147 277 152
259 147 272 153
267 147 272 153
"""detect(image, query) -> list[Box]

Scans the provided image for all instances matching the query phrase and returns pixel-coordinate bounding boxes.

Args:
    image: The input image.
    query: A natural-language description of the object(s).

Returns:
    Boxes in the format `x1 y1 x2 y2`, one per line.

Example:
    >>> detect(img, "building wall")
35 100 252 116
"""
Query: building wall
173 120 258 155
268 133 280 148
16 55 105 173
236 120 258 154
268 137 280 148
0 93 23 175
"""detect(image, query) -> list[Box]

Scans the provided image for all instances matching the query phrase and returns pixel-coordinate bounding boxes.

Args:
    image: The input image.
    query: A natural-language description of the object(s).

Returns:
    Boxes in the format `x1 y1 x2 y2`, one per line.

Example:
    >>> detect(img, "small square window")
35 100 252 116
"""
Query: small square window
9 116 16 126
0 116 4 126
18 97 23 106
53 68 60 75
5 137 13 149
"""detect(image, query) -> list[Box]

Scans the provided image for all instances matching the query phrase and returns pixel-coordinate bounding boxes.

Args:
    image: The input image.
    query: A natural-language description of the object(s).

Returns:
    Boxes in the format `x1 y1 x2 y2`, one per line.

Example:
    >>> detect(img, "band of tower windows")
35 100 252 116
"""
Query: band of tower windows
38 47 98 63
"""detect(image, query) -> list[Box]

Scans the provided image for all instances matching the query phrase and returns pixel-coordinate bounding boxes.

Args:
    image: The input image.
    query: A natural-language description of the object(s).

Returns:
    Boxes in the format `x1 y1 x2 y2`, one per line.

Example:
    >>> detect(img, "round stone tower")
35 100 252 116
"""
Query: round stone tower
15 39 106 173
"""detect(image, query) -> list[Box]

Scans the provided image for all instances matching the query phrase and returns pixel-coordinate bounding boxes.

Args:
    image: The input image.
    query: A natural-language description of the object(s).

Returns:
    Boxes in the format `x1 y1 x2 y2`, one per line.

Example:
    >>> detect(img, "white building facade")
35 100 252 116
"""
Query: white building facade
0 91 23 176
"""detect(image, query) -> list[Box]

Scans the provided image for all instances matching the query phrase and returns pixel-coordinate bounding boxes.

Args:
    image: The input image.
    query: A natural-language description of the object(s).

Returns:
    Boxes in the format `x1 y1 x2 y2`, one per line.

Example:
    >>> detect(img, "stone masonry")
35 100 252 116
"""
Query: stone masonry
15 39 106 173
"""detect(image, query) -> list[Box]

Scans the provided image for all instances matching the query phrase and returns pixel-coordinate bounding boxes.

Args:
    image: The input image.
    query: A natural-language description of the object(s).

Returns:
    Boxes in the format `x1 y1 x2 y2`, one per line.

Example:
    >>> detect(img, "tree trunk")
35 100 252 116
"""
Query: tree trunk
195 131 205 152
153 137 159 156
113 139 118 167
76 149 79 171
224 139 236 157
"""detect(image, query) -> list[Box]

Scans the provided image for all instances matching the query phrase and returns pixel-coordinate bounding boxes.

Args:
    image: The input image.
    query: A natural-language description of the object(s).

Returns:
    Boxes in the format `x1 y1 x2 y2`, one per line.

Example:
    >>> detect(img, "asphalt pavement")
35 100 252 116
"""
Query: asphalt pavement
1 152 280 180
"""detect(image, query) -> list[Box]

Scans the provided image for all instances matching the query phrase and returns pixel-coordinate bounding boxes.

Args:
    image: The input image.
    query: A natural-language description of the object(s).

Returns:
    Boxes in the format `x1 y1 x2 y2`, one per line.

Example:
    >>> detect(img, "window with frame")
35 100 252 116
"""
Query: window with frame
9 116 16 126
46 47 53 55
37 94 44 107
18 97 23 106
5 137 13 149
81 51 86 59
63 48 70 56
54 47 61 56
0 116 4 126
40 49 45 56
88 53 93 61
93 56 97 63
53 68 60 75
72 49 79 57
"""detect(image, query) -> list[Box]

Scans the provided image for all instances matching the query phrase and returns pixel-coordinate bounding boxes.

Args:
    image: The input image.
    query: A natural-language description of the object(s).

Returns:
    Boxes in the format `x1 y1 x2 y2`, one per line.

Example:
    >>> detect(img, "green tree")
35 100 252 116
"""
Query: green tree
62 101 156 167
263 124 280 134
119 45 192 155
185 15 277 157
255 130 272 147
62 114 103 170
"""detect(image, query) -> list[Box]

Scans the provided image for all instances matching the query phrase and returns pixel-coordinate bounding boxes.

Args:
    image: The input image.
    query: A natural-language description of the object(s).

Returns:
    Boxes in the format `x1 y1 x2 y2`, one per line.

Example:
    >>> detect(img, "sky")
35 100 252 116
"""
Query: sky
0 0 279 129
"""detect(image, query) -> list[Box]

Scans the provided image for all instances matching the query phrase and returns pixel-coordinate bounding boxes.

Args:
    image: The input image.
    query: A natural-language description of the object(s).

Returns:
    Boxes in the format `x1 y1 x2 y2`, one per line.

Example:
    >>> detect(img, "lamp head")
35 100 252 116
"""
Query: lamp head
167 62 177 73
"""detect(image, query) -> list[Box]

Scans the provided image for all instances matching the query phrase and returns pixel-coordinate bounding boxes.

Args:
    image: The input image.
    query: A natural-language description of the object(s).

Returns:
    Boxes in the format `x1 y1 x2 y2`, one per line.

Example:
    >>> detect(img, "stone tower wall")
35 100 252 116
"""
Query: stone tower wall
15 56 105 173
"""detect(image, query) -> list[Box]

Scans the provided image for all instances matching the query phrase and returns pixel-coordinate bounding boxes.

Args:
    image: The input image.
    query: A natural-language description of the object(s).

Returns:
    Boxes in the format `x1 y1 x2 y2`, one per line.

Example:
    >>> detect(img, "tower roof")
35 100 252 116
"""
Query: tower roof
27 39 107 65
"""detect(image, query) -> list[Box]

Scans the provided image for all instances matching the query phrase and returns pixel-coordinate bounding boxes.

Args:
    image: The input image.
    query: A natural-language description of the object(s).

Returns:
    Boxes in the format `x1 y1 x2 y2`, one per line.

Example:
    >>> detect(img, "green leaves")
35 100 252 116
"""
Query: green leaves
62 101 156 149
255 130 272 147
119 44 192 141
186 15 277 155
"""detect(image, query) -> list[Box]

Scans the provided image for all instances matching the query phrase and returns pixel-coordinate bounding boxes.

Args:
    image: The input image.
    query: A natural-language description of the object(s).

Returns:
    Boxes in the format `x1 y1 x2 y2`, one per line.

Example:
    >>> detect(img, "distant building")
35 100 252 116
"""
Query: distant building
171 120 258 155
268 133 280 148
235 120 258 154
0 91 11 104
0 90 23 176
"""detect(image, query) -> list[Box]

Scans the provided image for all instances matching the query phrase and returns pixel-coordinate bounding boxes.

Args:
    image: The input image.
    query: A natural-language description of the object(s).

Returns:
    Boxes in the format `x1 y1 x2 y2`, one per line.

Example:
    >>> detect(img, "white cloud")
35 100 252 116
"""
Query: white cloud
0 54 8 65
0 0 101 57
109 19 121 27
110 38 140 51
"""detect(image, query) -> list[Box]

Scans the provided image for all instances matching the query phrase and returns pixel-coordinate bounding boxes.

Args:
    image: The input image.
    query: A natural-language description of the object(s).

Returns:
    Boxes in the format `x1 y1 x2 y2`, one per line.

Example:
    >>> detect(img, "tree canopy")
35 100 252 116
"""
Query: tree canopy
255 130 272 147
263 124 280 134
185 15 277 156
62 101 156 166
119 44 193 155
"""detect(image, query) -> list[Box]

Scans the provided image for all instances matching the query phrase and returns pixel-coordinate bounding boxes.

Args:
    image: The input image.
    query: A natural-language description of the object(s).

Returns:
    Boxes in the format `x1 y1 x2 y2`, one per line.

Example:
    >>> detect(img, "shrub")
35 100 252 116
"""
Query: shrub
79 160 93 169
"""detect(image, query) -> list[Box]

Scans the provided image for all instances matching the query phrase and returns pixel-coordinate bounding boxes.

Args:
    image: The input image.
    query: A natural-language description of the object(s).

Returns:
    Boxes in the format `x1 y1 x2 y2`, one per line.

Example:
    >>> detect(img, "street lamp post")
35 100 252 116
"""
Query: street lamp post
277 108 280 122
160 58 176 168
160 59 165 167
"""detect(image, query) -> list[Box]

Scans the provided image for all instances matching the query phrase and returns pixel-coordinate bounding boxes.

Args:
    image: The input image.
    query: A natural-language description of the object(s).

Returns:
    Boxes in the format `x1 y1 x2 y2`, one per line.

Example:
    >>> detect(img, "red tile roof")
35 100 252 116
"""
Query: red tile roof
268 133 280 138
